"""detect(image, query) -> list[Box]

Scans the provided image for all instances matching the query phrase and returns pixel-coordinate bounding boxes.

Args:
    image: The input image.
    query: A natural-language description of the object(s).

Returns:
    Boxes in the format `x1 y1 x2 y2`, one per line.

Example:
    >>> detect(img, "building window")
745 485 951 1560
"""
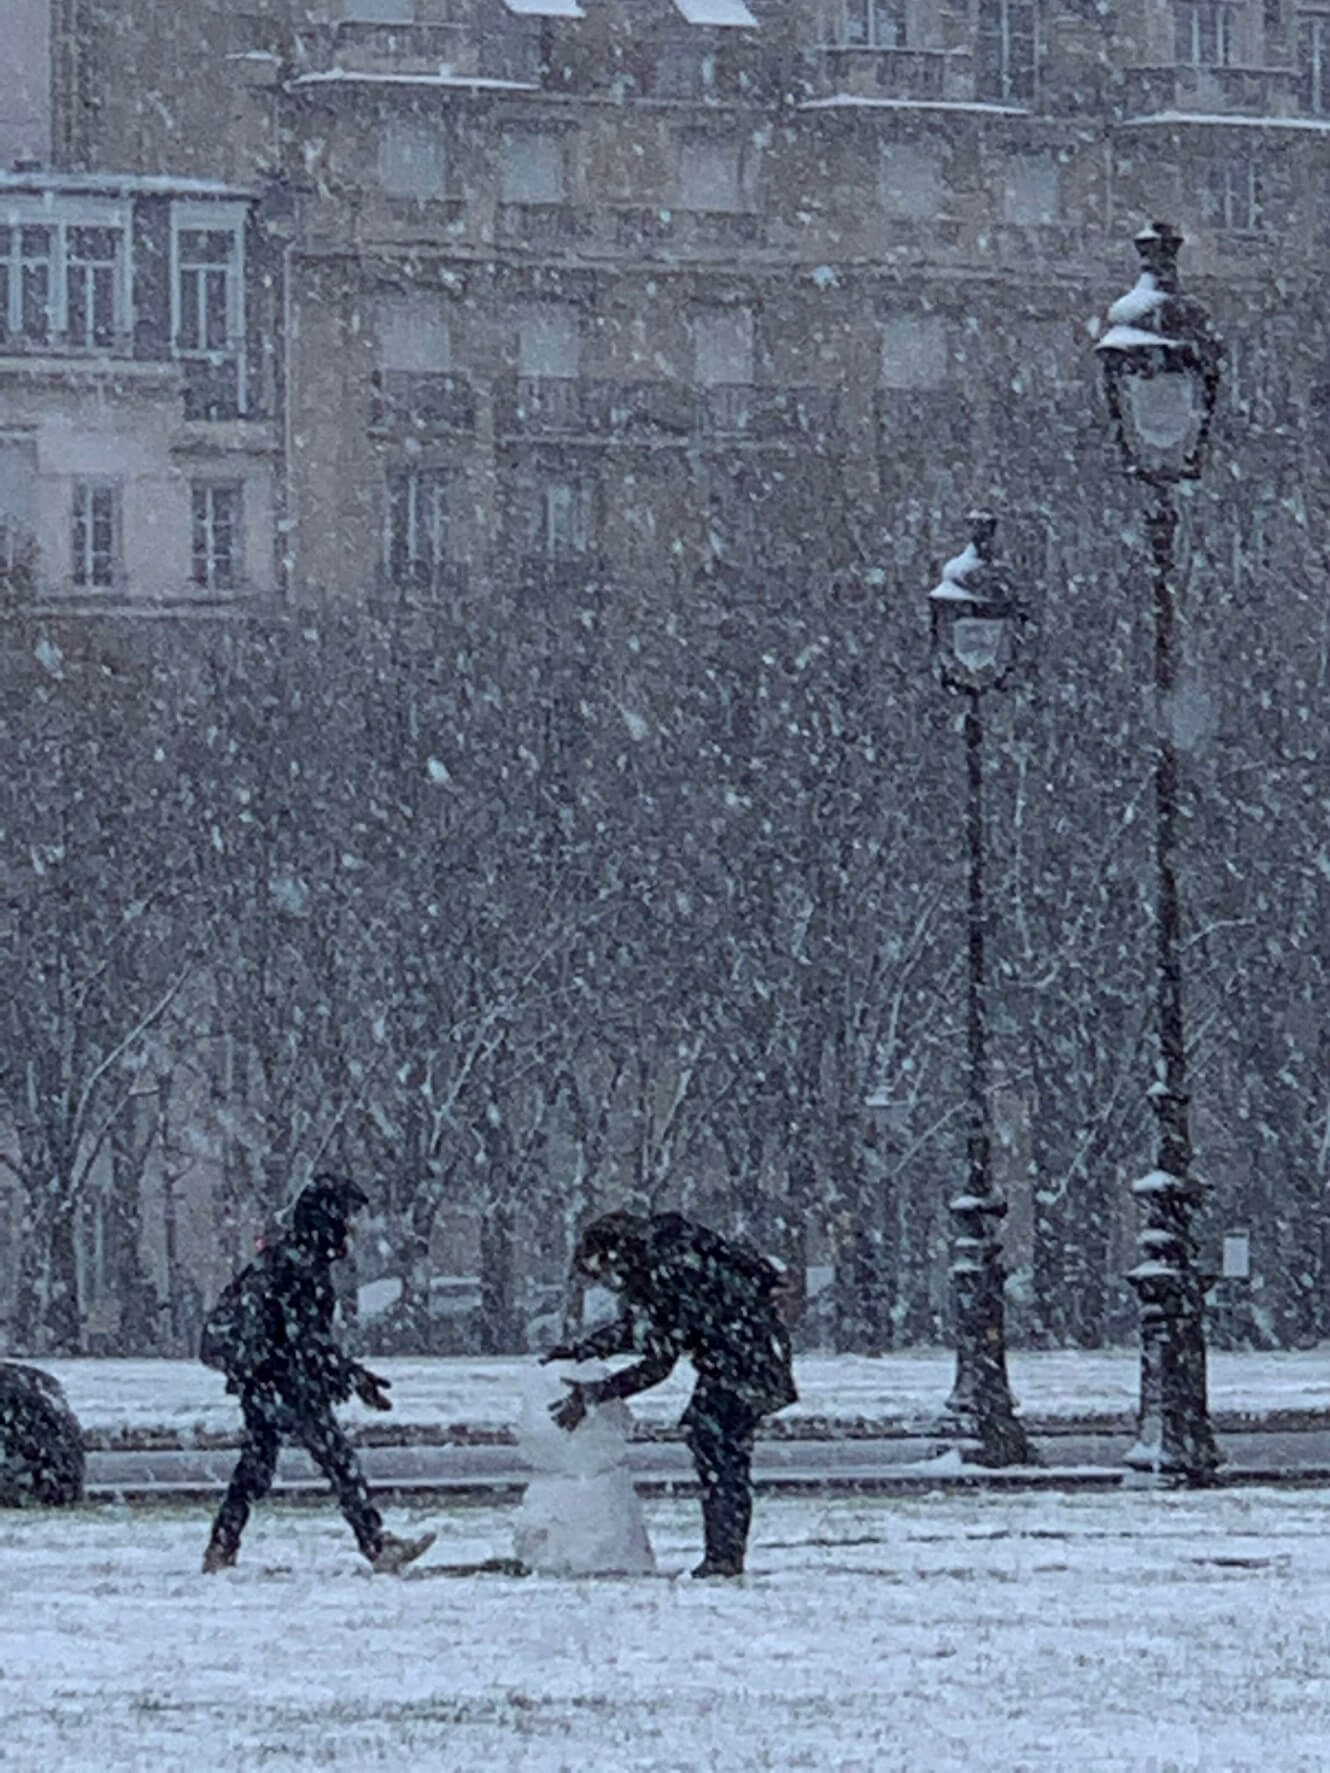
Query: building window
1201 160 1261 229
539 482 593 558
838 0 910 46
173 205 246 418
1003 154 1060 223
695 308 754 432
680 140 743 212
336 0 415 18
694 308 754 385
191 483 242 589
657 42 715 96
66 226 120 349
881 313 949 389
379 292 449 372
0 437 38 588
379 117 446 200
1298 13 1330 111
0 216 126 350
71 482 120 588
879 142 942 219
976 0 1036 102
1175 0 1238 63
177 229 235 354
385 467 449 589
518 305 580 379
0 225 51 346
500 131 564 204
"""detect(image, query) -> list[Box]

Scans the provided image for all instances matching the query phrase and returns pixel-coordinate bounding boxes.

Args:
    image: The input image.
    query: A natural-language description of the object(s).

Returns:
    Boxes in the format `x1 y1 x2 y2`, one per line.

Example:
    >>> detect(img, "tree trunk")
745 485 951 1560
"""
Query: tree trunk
778 1146 815 1332
479 1198 520 1353
108 1126 159 1354
45 1198 82 1355
11 1184 44 1353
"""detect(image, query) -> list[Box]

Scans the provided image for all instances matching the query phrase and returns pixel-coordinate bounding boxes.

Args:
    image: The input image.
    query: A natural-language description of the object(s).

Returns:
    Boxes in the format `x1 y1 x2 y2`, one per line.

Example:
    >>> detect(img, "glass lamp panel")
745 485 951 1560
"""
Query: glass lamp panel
1125 364 1200 452
952 616 1006 674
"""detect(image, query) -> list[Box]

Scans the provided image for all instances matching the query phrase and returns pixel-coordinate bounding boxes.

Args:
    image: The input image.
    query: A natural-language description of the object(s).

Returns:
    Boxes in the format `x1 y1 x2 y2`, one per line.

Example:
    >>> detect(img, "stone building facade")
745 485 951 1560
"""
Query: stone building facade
2 0 1325 617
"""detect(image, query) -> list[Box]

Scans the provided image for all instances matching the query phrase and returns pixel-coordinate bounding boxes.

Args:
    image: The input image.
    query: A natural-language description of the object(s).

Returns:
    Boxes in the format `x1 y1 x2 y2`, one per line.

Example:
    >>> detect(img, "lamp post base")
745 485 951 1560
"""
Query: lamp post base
1125 1260 1221 1487
942 1192 1033 1468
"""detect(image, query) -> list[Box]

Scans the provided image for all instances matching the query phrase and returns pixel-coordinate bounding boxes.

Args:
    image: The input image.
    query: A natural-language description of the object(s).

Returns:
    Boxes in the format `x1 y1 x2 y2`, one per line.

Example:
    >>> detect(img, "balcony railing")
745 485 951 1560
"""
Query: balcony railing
585 380 696 438
377 559 470 605
699 384 841 439
495 204 592 248
0 329 136 360
1120 62 1301 116
496 378 841 442
496 376 587 434
690 211 766 248
328 19 469 73
615 207 677 250
611 207 766 252
371 370 475 431
517 555 606 603
817 46 949 101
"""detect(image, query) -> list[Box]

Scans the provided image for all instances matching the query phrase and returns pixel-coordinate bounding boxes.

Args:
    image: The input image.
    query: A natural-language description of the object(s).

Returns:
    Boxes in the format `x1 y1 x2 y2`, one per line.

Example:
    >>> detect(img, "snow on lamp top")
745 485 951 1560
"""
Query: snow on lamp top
1095 222 1223 485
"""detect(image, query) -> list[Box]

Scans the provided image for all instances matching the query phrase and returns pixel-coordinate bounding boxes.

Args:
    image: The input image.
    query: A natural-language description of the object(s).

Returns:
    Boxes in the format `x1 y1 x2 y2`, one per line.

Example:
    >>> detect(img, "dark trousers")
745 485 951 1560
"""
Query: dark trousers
682 1385 761 1569
209 1390 382 1557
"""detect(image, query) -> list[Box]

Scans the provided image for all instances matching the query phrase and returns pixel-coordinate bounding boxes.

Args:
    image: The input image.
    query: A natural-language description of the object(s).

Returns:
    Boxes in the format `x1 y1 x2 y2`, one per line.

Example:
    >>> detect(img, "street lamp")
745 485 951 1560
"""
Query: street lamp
927 508 1031 1467
1095 221 1223 1486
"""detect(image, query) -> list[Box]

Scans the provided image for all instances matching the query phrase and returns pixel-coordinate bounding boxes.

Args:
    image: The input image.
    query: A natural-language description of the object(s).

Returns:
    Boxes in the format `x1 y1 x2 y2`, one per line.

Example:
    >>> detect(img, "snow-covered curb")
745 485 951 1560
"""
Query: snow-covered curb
17 1346 1330 1448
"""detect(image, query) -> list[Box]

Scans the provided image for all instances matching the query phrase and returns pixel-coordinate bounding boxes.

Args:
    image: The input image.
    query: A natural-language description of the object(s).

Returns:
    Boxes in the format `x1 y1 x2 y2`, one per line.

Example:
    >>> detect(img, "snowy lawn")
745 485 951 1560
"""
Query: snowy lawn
4 1485 1330 1770
35 1346 1330 1444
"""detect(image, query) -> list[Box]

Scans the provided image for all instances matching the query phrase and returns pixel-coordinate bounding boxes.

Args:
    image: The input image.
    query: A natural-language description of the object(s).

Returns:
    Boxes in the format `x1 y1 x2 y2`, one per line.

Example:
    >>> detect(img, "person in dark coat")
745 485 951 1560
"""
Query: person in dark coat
543 1210 797 1577
199 1174 434 1575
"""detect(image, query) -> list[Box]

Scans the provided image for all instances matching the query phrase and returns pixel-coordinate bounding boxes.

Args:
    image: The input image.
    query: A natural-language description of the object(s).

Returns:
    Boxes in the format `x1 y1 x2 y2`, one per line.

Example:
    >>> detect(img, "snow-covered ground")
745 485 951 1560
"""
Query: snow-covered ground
31 1346 1330 1443
5 1485 1330 1770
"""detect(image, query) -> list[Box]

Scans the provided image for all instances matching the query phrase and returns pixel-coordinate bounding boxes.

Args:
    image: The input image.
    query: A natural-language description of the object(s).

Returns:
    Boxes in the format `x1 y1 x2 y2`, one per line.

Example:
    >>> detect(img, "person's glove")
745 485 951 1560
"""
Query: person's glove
354 1366 393 1412
539 1343 579 1365
549 1379 588 1433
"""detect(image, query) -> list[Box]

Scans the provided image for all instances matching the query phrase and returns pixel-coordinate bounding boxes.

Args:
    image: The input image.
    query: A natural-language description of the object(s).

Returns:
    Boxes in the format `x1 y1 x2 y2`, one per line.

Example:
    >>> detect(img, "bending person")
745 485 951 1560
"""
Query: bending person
544 1210 797 1578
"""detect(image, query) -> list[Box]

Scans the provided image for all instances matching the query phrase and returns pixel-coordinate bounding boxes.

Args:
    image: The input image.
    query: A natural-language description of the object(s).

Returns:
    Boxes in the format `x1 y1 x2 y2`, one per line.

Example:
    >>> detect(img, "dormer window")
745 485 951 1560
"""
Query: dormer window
1298 12 1330 111
975 0 1036 103
1175 0 1238 64
839 0 909 47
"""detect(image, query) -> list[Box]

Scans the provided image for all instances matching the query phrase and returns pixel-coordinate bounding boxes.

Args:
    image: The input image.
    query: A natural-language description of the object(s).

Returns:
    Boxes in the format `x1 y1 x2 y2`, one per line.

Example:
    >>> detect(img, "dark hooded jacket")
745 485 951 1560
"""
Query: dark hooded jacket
567 1212 797 1418
249 1239 357 1405
200 1178 363 1408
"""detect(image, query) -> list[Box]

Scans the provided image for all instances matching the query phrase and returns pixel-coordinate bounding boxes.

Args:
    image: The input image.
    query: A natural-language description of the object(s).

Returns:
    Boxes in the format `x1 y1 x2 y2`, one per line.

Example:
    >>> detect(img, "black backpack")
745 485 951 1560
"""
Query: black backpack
199 1255 272 1382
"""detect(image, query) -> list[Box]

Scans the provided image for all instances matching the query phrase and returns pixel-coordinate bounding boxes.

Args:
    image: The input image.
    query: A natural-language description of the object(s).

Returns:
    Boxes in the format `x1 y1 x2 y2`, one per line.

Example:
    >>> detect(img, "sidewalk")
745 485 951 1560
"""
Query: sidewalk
17 1346 1329 1501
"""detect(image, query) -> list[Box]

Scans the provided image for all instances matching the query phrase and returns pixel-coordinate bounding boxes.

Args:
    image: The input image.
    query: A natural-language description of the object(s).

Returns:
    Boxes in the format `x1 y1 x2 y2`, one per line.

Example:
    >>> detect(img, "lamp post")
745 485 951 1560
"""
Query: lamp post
1095 221 1223 1485
927 509 1031 1467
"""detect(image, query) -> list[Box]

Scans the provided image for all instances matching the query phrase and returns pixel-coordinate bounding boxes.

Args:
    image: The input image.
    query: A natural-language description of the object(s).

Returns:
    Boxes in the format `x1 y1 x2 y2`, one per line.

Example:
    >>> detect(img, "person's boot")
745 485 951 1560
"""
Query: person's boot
202 1533 238 1574
691 1495 743 1578
369 1529 437 1575
691 1549 744 1578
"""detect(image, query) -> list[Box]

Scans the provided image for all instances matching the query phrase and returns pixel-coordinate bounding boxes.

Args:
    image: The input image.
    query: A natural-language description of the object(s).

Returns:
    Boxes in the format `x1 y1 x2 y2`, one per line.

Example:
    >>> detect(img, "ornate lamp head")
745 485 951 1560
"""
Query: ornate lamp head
928 509 1024 694
1095 222 1224 486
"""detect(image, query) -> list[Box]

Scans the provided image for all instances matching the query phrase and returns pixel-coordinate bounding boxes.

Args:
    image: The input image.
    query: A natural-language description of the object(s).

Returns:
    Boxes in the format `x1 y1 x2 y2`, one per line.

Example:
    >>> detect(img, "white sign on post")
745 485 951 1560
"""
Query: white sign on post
1221 1230 1251 1280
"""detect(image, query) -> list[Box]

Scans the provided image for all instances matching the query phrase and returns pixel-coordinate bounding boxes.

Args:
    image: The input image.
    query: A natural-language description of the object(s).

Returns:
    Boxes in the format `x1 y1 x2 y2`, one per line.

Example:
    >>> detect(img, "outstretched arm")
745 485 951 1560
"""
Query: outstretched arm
582 1339 677 1403
549 1325 680 1430
543 1315 636 1364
